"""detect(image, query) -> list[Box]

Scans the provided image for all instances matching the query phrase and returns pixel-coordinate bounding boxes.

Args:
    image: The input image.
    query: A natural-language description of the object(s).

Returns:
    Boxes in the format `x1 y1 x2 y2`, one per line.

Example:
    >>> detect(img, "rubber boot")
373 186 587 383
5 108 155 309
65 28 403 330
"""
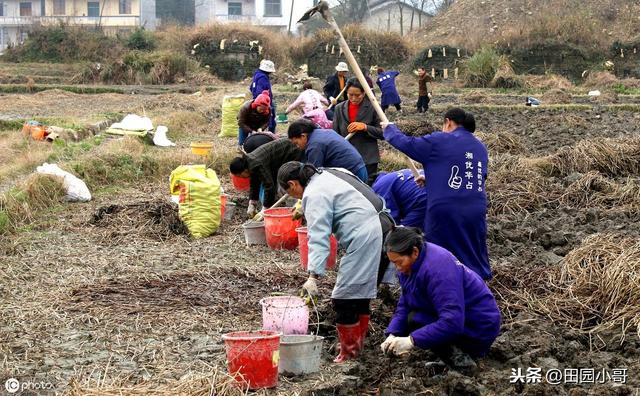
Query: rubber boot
333 323 362 363
358 314 370 350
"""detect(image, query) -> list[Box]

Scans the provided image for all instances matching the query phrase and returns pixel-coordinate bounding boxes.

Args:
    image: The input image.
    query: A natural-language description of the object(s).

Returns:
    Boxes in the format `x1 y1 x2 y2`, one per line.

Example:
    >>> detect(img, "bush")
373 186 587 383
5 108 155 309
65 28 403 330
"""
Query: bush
78 50 189 84
2 24 123 63
126 28 156 51
462 47 501 87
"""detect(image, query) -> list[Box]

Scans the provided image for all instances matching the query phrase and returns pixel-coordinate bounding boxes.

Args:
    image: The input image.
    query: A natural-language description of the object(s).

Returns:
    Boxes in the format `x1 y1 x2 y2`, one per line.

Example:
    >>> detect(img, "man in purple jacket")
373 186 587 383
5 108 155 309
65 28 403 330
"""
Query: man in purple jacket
372 169 426 229
376 68 402 113
381 227 501 371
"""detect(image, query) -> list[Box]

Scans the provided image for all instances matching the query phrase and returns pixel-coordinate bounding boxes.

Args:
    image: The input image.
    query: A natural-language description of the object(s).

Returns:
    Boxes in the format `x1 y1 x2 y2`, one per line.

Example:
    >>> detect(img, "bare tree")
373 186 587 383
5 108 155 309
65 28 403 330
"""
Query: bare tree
397 0 404 36
334 0 370 24
431 0 455 14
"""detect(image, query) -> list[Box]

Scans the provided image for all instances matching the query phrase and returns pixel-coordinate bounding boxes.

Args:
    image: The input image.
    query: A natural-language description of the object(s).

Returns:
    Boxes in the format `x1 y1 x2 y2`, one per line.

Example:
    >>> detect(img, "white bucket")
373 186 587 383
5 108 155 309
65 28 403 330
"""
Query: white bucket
242 221 267 245
279 335 324 376
224 202 236 222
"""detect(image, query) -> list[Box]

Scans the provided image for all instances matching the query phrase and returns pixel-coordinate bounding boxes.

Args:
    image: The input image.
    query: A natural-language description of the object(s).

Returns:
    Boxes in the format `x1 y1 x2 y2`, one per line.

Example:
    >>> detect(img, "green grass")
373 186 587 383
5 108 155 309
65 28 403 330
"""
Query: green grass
47 135 105 162
612 84 640 95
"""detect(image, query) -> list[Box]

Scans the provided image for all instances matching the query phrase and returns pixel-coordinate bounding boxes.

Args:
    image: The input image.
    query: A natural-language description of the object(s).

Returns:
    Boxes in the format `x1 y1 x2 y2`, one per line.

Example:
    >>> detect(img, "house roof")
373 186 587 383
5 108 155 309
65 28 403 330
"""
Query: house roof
367 0 434 16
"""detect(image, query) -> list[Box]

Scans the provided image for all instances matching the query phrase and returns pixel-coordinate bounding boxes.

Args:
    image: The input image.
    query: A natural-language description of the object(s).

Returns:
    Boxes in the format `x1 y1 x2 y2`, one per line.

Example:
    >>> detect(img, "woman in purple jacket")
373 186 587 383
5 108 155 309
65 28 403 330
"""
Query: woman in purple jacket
381 227 501 370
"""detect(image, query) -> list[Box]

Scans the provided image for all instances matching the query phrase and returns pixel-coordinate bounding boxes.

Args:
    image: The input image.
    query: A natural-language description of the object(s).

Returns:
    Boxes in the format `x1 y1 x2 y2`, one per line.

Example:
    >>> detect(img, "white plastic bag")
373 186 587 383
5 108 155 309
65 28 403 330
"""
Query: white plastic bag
153 125 176 147
36 163 92 202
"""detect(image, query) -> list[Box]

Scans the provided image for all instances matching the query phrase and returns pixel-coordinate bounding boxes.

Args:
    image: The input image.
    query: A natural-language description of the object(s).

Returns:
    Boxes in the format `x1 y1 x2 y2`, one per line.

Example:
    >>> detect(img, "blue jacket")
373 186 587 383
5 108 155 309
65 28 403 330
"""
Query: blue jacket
372 169 426 228
384 124 491 279
250 69 276 131
305 129 365 176
386 242 501 356
377 71 401 106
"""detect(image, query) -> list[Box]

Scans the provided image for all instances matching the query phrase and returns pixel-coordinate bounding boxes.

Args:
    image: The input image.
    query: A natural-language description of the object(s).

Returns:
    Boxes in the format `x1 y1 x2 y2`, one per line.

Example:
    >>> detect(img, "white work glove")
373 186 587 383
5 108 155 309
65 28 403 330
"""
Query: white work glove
330 97 337 105
381 334 397 355
302 276 319 297
388 336 414 356
428 92 433 99
247 200 258 218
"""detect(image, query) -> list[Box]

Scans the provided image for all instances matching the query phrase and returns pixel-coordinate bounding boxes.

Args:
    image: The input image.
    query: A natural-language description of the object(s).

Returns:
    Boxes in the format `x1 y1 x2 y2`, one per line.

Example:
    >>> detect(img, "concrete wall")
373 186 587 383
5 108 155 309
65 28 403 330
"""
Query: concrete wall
362 4 431 34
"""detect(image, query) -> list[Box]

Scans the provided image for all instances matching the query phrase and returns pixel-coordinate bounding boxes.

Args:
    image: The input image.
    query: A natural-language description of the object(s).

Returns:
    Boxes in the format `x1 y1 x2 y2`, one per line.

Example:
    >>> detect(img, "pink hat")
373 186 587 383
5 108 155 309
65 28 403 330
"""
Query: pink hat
251 90 271 112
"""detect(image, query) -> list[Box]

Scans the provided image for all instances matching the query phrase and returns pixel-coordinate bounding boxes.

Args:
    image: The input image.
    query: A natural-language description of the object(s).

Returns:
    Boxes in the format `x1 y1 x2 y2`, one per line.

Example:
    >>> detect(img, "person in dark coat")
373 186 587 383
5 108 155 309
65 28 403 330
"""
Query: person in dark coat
229 138 303 217
250 59 276 132
381 227 501 372
237 90 271 146
242 131 277 154
376 68 402 113
416 67 433 113
287 118 367 183
323 62 349 121
332 78 383 186
383 108 492 280
372 169 426 228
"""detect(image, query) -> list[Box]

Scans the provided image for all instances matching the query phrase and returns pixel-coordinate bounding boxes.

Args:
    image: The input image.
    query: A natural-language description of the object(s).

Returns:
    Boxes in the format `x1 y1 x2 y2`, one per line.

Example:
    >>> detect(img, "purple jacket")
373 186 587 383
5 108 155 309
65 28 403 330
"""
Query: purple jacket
377 70 401 106
386 242 501 351
384 124 491 280
372 169 426 228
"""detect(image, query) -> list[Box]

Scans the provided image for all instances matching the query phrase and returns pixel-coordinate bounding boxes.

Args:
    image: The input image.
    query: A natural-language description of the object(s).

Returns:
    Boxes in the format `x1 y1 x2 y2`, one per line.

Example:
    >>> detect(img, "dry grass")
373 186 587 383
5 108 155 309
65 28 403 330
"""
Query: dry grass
476 130 527 155
559 171 640 210
487 155 560 215
0 132 54 184
523 74 573 90
490 57 524 89
549 137 640 177
66 369 246 396
525 234 640 347
541 88 573 104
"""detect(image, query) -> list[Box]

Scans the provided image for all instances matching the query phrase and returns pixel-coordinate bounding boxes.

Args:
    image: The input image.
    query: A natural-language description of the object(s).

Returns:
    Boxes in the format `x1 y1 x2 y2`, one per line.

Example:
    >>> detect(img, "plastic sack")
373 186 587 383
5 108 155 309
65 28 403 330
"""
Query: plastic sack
219 94 246 138
169 165 222 238
36 163 91 202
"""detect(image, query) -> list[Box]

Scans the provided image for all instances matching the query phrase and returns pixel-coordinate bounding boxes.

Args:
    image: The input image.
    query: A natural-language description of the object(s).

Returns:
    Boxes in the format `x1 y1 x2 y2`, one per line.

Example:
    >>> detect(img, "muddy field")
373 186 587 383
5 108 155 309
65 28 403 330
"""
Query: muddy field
1 80 639 395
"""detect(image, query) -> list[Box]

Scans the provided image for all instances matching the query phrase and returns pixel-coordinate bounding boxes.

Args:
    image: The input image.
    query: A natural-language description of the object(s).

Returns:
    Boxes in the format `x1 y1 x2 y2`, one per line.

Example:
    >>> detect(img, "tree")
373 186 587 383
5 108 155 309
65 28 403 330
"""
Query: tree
397 0 404 35
333 0 370 25
431 0 455 14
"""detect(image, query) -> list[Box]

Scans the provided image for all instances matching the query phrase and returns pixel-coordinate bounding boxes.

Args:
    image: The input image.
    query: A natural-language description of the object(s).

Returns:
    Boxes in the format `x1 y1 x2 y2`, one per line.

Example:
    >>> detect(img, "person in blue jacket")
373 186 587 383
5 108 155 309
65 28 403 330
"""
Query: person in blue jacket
380 227 501 371
372 169 426 229
376 67 402 113
250 59 276 132
287 118 368 183
383 108 492 280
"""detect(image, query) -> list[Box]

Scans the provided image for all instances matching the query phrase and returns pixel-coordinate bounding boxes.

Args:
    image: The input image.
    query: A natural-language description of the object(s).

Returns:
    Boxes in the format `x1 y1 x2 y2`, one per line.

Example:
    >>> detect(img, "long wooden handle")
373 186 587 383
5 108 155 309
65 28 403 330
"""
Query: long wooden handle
327 19 421 178
252 193 290 222
327 85 348 110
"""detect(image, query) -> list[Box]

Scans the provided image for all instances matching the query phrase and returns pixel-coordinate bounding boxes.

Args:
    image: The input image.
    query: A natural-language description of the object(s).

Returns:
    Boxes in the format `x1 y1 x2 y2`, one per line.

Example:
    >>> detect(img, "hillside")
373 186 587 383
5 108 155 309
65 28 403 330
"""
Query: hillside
418 0 640 50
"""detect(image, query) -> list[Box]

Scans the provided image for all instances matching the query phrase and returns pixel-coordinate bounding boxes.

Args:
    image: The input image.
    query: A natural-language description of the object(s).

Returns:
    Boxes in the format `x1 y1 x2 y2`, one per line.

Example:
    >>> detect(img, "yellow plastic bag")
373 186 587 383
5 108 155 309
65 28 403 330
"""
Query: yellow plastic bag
169 165 221 238
219 94 246 138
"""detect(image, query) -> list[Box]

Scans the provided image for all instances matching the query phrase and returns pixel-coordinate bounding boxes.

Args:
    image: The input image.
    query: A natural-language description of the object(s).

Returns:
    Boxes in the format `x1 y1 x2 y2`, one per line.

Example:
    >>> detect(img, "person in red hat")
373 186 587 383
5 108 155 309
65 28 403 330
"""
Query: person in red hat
237 90 276 147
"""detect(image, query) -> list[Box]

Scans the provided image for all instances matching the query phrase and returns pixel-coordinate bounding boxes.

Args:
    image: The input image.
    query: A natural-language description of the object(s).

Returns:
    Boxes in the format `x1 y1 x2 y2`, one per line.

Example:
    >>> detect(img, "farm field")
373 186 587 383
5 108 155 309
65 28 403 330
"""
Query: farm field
1 74 639 396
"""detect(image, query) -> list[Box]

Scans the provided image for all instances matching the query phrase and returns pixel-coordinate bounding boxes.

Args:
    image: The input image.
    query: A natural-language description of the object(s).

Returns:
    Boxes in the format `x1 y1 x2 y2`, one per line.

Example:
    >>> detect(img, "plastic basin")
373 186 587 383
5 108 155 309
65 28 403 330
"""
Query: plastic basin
242 221 267 245
190 142 213 156
263 207 302 250
279 335 324 376
222 330 281 389
296 227 338 271
260 296 309 335
231 174 250 191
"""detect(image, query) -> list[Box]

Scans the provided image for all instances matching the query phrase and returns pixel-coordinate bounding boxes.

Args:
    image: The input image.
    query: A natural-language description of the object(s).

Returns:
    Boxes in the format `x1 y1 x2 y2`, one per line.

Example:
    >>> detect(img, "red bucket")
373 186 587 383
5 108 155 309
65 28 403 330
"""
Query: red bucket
220 194 227 219
296 227 338 271
231 174 250 191
222 330 281 390
263 207 302 250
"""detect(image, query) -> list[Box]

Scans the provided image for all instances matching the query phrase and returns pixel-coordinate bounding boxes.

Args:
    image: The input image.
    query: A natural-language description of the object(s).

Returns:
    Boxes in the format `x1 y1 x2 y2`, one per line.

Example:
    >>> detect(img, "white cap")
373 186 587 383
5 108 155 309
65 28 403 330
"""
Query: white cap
259 59 275 73
335 62 349 72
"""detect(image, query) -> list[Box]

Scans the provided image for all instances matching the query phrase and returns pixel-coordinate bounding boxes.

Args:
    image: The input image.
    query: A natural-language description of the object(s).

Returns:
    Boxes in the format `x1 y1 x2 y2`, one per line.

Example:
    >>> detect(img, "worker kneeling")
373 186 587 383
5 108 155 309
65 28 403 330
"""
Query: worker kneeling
278 161 382 363
381 227 501 372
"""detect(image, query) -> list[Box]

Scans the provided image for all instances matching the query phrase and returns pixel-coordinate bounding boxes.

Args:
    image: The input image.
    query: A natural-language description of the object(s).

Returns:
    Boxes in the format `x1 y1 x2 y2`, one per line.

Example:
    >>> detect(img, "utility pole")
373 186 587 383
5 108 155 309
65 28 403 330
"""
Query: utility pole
287 0 295 35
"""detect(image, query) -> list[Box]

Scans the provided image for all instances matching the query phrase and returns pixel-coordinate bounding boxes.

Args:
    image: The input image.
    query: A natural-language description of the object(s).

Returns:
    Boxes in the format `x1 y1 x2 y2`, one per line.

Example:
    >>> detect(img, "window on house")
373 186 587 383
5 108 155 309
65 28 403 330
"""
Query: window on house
264 0 281 16
20 2 33 16
228 2 242 16
53 0 65 15
88 2 99 17
40 0 45 16
119 0 131 14
0 3 4 17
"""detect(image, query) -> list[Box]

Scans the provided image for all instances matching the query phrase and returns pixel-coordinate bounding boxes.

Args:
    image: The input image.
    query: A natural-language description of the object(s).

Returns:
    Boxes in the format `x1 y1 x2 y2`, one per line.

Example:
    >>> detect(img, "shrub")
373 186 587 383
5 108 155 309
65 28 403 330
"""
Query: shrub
126 28 156 51
462 47 501 87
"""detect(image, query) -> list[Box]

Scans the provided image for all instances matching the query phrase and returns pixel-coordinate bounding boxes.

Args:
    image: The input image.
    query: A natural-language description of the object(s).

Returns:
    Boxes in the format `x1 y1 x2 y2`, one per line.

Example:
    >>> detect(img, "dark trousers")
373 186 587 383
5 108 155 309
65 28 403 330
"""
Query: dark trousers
332 299 370 325
382 103 402 112
325 108 334 121
366 163 379 186
417 95 430 113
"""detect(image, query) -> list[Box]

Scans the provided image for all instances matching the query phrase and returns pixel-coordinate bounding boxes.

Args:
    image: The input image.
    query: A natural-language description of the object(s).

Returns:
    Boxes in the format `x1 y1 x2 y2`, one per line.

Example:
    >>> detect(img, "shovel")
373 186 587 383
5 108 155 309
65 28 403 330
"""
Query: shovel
326 85 348 111
298 1 421 178
252 193 289 222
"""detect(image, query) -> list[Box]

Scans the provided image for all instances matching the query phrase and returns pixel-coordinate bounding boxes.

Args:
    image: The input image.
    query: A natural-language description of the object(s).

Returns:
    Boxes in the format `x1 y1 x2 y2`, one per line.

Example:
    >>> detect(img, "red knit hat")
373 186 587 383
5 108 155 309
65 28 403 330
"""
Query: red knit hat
251 90 271 112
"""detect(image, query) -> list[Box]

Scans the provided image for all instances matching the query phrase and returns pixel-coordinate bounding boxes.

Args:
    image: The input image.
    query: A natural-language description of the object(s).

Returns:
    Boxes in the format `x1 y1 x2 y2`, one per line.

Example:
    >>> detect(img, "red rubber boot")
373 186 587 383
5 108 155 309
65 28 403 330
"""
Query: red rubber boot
333 323 363 363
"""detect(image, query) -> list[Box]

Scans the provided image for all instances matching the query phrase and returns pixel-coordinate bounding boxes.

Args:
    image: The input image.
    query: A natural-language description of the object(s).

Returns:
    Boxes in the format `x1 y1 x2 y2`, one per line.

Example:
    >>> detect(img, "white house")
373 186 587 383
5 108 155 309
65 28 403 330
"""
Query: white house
362 0 432 34
195 0 317 34
0 0 156 51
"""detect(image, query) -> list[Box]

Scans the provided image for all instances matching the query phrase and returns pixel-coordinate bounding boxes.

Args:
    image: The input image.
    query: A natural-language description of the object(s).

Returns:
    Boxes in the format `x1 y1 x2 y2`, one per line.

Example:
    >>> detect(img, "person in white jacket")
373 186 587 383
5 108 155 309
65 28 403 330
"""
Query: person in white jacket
278 161 382 363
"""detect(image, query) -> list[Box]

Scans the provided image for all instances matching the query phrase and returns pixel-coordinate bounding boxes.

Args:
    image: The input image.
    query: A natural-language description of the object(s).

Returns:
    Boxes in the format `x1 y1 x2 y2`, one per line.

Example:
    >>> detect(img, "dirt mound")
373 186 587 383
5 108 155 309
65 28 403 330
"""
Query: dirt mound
542 88 573 104
89 198 188 243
